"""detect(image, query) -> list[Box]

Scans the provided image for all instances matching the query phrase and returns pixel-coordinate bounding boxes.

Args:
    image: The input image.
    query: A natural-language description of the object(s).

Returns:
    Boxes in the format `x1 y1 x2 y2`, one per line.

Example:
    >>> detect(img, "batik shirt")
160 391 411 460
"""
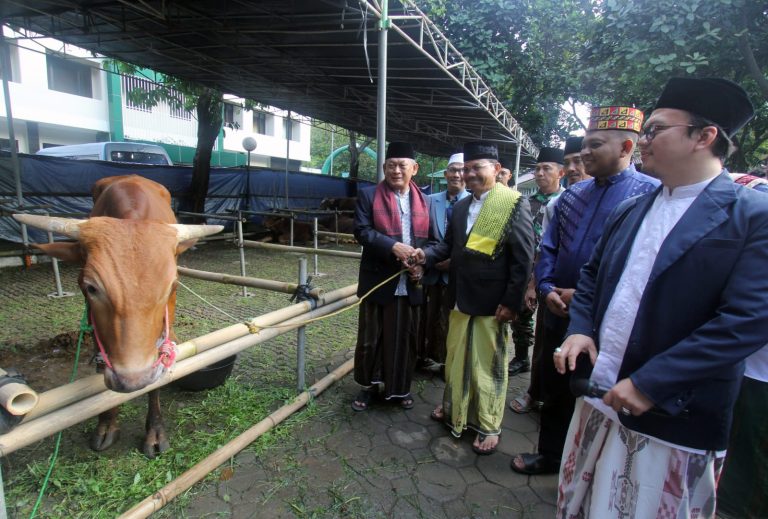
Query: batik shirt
535 165 659 296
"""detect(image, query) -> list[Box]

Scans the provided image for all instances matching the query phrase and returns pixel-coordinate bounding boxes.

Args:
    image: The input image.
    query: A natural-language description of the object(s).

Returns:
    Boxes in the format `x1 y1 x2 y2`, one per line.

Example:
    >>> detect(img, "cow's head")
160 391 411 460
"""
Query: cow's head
14 214 223 392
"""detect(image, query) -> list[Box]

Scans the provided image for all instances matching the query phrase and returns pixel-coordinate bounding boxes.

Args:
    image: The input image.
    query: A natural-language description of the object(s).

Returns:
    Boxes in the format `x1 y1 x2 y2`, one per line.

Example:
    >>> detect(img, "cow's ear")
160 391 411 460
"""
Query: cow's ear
35 242 84 263
176 239 197 256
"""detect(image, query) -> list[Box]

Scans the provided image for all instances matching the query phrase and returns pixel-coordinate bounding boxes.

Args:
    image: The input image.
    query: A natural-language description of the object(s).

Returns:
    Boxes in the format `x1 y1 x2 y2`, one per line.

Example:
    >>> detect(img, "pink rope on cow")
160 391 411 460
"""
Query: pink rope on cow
90 306 177 371
152 306 177 369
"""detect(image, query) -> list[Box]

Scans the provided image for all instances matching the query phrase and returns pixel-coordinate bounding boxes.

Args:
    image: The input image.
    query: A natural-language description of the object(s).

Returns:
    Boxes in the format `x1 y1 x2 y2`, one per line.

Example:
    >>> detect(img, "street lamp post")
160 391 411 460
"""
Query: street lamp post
242 137 257 211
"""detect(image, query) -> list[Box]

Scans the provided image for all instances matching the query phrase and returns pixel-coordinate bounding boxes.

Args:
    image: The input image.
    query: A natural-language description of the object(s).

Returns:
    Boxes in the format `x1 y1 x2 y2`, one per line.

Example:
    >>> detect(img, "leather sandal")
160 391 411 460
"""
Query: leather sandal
351 389 373 412
510 452 560 475
400 393 415 410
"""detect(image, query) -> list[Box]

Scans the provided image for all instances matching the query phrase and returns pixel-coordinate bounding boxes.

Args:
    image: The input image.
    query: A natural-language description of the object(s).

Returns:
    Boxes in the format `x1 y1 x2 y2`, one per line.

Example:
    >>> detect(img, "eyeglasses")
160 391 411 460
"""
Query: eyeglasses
446 166 463 174
462 162 494 175
641 124 699 141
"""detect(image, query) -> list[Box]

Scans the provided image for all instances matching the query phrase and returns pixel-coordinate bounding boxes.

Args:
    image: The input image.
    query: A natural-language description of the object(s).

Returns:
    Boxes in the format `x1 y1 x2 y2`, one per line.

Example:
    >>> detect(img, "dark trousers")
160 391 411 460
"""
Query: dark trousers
511 304 534 361
418 283 450 364
535 308 574 461
528 303 545 401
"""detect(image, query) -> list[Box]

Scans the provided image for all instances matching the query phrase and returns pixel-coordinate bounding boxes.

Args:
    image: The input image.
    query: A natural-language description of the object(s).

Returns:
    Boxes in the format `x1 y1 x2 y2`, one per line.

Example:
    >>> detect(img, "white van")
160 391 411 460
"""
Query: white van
36 142 173 166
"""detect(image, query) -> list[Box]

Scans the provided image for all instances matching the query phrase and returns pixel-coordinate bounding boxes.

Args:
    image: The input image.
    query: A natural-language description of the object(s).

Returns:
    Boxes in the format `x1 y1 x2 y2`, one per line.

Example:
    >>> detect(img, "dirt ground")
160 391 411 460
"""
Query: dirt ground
0 240 362 516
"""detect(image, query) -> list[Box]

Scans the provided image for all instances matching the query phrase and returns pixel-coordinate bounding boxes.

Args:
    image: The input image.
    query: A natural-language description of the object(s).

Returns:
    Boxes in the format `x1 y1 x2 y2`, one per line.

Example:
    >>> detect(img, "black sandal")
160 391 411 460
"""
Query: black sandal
351 390 373 412
400 393 414 410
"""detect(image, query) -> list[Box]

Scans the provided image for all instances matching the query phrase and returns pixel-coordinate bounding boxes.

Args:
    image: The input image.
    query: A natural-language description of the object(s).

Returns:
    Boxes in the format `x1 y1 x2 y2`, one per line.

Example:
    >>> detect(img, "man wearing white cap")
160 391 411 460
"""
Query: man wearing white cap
419 153 469 374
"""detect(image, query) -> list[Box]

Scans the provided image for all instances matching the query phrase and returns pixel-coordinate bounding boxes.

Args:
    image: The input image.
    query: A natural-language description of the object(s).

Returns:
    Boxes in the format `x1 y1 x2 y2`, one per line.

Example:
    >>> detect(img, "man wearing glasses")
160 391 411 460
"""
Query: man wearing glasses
511 106 659 475
414 141 534 456
351 142 431 412
554 78 768 517
418 153 469 375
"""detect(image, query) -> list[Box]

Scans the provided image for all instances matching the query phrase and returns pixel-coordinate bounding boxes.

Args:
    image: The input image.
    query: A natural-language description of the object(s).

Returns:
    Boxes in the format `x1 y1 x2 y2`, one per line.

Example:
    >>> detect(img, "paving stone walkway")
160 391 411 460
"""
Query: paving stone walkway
184 350 558 519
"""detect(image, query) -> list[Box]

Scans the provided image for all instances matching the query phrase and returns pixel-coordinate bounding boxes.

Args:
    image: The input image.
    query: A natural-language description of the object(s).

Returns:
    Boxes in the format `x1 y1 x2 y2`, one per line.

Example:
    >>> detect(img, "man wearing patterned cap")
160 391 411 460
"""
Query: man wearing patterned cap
511 105 659 475
418 152 470 375
351 142 431 412
413 141 534 455
555 78 768 517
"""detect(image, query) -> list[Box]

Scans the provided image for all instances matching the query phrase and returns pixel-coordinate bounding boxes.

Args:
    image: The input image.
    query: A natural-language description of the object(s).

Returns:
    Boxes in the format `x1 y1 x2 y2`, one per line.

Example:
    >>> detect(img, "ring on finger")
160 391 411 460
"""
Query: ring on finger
554 347 562 355
620 407 631 416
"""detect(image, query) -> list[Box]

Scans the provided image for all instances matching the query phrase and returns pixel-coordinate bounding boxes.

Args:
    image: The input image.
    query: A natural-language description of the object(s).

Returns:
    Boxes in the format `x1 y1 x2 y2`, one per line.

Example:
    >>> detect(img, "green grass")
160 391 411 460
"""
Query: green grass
1 244 361 518
5 376 320 518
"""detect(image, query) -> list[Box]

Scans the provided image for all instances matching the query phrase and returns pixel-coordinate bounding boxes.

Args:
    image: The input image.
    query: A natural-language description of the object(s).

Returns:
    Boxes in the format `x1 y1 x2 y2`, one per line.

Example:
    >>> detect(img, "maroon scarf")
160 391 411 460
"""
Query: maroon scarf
372 180 429 238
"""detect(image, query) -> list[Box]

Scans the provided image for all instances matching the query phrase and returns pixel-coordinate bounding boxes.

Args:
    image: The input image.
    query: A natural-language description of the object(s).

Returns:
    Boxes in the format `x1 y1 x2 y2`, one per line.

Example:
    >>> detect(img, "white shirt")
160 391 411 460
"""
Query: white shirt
745 345 768 382
394 189 412 296
587 176 716 454
466 190 490 235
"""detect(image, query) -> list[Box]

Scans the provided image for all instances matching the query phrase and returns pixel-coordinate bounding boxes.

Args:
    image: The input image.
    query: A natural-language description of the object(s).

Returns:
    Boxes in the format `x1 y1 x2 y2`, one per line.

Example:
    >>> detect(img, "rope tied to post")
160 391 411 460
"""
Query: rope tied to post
289 275 316 305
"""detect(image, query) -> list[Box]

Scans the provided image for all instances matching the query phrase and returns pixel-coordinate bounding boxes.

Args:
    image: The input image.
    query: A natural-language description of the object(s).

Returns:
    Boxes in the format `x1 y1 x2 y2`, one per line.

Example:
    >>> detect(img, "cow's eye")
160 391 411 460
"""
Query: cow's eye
85 284 99 296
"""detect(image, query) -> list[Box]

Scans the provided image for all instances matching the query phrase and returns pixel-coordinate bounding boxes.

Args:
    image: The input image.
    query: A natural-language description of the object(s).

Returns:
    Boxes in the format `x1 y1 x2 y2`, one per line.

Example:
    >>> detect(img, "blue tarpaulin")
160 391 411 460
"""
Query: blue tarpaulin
0 152 371 244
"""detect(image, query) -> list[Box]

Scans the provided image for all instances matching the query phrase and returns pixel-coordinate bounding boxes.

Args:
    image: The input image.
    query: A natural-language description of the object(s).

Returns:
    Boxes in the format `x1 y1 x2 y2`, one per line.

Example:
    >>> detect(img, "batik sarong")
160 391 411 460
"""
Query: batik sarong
443 309 508 437
558 399 724 519
353 297 420 399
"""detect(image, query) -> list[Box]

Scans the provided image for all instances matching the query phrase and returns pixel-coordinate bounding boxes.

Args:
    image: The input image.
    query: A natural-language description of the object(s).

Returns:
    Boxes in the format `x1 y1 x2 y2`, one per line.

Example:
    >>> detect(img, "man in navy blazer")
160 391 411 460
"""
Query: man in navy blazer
418 153 469 373
555 78 768 518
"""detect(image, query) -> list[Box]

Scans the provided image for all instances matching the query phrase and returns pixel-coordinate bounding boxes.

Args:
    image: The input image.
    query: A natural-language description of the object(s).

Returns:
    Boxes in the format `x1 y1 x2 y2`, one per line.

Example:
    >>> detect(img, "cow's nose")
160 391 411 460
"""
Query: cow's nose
104 364 163 393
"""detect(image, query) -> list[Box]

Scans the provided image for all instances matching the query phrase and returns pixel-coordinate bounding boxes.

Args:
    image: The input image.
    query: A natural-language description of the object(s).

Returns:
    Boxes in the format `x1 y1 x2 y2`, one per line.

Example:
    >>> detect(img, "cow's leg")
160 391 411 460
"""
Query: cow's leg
143 389 169 458
90 406 121 451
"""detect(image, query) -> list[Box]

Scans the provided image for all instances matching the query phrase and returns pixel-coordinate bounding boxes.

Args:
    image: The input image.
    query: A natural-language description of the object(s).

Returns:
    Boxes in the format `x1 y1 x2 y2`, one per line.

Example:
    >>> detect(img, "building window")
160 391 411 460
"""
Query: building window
46 54 93 98
0 45 20 83
169 92 191 120
254 112 267 135
285 119 300 142
0 138 19 152
224 103 241 130
122 75 154 112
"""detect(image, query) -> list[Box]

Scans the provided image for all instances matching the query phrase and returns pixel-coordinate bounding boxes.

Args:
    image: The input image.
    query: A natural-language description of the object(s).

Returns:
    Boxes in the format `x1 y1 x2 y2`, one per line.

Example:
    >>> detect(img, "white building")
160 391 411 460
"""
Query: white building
0 26 311 169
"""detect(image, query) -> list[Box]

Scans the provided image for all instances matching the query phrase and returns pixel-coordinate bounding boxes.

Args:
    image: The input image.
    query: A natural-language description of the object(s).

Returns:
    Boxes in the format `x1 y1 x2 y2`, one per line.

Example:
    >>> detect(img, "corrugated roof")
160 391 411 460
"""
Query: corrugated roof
1 0 538 163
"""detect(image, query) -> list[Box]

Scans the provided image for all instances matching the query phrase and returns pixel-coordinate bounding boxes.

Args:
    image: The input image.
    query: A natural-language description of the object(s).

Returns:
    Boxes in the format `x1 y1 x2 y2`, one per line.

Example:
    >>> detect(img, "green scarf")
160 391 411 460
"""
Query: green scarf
465 183 523 258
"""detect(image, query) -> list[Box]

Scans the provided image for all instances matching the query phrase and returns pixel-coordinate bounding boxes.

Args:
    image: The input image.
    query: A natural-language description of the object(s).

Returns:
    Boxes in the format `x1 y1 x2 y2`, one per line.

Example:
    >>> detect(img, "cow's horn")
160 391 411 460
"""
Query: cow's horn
170 224 224 242
13 214 87 239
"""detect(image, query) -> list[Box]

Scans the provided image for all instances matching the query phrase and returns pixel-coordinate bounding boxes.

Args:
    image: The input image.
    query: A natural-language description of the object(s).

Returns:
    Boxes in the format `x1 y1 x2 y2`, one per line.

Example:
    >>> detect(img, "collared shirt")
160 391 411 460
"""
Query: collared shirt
466 190 490 235
394 188 412 296
536 165 660 296
587 175 716 453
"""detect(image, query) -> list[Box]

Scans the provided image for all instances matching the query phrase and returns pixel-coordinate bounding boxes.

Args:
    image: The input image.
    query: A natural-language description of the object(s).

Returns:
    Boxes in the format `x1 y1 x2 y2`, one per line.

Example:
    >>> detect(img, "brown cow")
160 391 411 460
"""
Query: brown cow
319 197 357 212
14 175 222 457
262 215 328 244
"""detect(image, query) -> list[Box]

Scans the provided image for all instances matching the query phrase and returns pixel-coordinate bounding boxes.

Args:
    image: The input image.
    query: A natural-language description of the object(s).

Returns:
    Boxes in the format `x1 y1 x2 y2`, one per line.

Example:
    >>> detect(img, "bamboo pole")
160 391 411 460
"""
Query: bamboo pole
241 240 361 259
0 296 358 456
177 267 323 299
118 358 354 519
21 284 357 423
0 369 39 416
315 230 355 240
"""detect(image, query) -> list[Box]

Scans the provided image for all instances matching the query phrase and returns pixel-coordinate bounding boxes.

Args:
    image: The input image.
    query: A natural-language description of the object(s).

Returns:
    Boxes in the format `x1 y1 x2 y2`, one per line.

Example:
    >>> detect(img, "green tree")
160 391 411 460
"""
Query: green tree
421 0 768 169
578 0 768 169
106 63 228 221
423 0 593 145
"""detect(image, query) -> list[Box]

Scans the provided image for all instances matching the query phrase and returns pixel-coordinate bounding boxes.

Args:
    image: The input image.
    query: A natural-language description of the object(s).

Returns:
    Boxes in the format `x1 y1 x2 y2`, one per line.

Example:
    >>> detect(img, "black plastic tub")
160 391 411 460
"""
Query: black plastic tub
173 355 237 391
